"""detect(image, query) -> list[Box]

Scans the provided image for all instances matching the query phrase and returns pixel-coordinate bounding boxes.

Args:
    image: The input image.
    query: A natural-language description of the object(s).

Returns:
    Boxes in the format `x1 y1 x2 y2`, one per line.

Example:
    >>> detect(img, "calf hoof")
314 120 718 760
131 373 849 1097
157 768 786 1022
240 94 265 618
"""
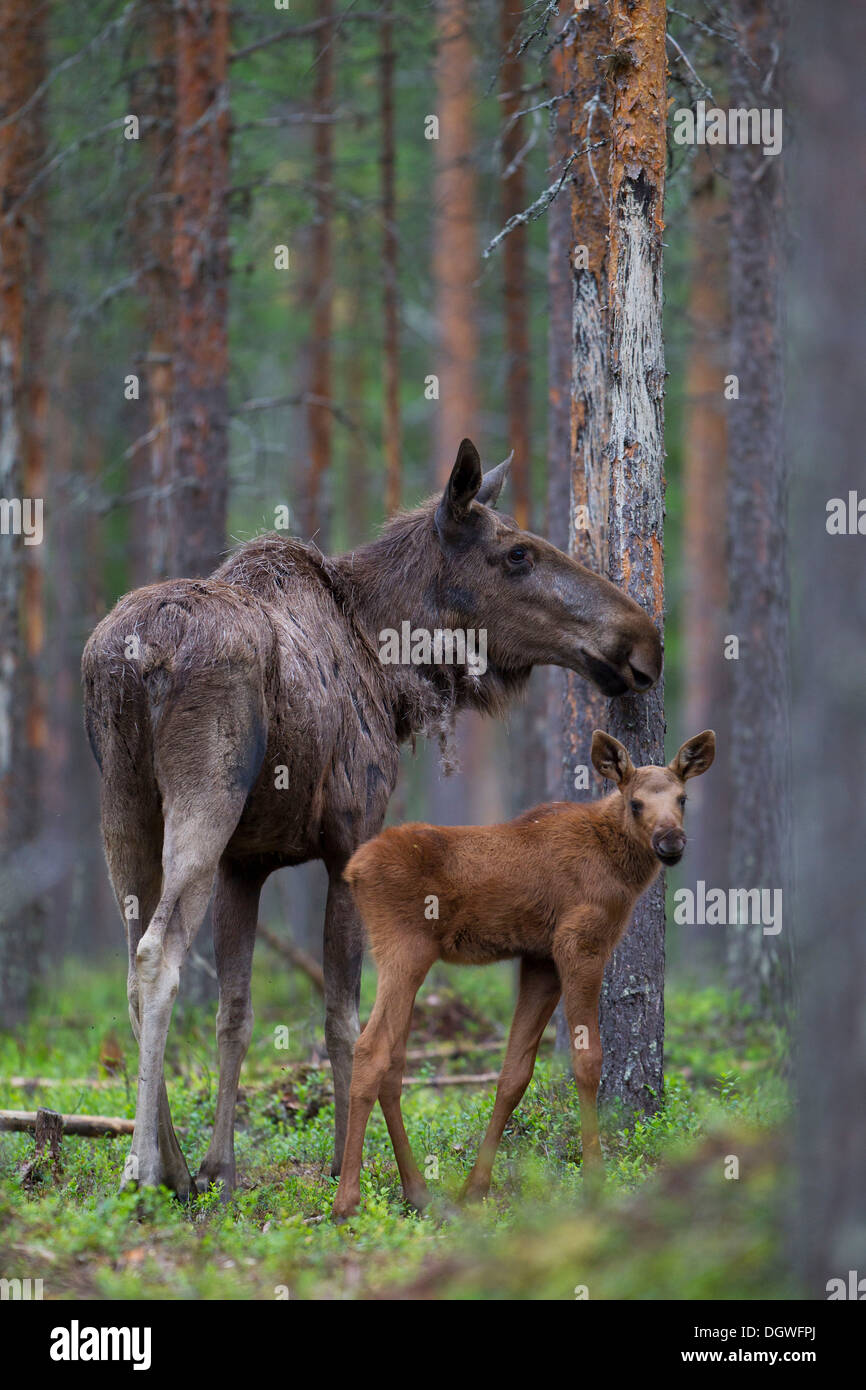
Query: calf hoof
403 1182 431 1214
120 1153 193 1202
194 1165 236 1201
331 1188 360 1223
459 1177 492 1204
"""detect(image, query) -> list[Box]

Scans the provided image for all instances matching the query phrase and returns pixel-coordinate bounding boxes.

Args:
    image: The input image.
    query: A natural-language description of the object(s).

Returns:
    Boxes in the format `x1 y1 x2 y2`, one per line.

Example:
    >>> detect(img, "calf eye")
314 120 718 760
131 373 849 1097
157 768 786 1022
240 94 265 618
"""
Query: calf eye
506 545 529 568
630 799 643 815
677 795 687 808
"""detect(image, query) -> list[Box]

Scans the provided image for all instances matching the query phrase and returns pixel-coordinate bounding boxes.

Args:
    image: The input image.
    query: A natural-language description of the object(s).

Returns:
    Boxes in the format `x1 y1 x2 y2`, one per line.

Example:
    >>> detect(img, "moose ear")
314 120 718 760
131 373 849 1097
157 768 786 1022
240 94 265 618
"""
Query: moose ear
476 450 513 509
591 730 635 787
668 730 716 781
436 438 483 531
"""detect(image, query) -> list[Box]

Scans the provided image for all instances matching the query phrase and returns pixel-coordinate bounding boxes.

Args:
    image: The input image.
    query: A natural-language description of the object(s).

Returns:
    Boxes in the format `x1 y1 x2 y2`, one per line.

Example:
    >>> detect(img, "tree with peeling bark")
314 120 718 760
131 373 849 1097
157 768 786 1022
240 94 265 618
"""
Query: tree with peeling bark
0 0 47 1025
546 2 612 811
170 0 230 578
725 0 793 1023
597 0 668 1118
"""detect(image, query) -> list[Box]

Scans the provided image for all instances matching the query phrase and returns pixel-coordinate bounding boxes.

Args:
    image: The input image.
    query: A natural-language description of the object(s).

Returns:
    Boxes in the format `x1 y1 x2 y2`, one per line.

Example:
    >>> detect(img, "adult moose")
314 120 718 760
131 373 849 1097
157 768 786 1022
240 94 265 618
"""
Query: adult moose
82 439 661 1197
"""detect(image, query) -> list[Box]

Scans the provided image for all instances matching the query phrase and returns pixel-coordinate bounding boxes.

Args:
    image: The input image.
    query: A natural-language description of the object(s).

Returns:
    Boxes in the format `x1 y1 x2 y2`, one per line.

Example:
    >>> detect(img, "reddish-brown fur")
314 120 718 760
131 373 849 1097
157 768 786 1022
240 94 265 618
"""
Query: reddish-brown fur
332 729 715 1219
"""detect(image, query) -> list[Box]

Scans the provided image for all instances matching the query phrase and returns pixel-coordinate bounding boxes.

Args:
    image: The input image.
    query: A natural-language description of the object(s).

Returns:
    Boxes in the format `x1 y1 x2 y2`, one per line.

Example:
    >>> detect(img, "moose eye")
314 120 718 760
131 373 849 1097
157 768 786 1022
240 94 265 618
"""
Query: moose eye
506 545 529 568
630 800 643 815
677 795 687 808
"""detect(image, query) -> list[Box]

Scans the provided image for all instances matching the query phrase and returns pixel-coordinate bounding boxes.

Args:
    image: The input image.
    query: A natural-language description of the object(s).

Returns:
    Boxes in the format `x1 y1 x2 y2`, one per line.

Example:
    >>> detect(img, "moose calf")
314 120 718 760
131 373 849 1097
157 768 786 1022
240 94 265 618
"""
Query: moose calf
332 728 715 1219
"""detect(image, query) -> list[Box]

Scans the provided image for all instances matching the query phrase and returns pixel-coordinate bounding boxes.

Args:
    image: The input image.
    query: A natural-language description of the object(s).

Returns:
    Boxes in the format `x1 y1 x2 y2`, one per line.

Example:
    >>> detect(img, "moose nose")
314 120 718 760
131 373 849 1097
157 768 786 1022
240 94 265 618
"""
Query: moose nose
628 661 655 691
652 828 687 864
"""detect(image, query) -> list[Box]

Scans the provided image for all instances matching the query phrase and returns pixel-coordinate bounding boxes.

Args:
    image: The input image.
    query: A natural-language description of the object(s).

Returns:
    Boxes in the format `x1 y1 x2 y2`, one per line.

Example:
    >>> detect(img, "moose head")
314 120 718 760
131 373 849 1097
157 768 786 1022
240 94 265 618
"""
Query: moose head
431 438 662 697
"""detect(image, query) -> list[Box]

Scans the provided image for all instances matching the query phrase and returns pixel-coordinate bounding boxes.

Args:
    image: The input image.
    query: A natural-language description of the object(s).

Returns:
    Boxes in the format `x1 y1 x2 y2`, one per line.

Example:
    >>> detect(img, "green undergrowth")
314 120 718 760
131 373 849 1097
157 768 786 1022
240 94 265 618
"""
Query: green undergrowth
0 951 796 1299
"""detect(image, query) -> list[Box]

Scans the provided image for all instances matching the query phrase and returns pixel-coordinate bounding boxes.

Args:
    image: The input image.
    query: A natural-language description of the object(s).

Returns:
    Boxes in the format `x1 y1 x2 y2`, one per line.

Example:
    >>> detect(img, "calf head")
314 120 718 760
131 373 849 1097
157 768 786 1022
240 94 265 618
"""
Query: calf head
433 440 662 697
591 729 716 866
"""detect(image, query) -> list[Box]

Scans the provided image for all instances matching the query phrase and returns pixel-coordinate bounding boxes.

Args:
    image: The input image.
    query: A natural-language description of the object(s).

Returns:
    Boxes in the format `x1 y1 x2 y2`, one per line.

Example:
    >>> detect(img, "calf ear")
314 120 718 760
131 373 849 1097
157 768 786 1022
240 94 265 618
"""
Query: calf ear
476 450 513 509
436 439 483 535
669 730 716 781
591 730 634 786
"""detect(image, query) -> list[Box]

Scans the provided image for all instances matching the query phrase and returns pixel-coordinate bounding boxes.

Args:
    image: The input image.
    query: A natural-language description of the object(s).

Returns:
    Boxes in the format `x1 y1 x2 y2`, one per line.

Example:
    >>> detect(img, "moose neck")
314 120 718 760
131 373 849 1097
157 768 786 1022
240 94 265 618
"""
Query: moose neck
331 507 531 740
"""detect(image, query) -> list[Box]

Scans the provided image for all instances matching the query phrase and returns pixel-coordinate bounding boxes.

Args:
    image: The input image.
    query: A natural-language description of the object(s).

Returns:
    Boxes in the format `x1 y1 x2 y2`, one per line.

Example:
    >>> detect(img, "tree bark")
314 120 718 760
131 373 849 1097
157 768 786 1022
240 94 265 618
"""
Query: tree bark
790 0 866 1296
500 0 530 527
598 0 667 1118
432 0 478 478
726 0 793 1021
170 0 230 578
0 0 47 1026
303 0 335 545
381 0 401 518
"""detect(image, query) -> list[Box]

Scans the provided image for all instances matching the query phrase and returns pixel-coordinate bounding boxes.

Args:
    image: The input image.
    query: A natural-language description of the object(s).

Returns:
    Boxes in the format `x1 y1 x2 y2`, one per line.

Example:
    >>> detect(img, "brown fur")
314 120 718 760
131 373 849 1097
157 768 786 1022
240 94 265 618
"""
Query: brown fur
332 729 715 1219
81 439 661 1196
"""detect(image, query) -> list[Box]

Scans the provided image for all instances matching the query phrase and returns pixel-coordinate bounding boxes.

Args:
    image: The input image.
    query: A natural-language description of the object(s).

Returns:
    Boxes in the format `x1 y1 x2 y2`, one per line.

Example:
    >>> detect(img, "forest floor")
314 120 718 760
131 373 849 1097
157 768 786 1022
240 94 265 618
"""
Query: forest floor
0 945 798 1300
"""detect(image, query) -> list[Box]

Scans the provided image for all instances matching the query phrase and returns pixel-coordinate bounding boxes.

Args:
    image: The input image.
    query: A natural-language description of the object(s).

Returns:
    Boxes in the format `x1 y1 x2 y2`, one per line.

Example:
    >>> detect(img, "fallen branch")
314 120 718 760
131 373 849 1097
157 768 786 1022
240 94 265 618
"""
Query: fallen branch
0 1109 133 1137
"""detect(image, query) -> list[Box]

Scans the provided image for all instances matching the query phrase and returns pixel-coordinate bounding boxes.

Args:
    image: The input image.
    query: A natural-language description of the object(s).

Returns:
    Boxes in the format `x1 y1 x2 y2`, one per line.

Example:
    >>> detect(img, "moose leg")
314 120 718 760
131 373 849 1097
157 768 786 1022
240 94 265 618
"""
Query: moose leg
130 811 233 1193
332 950 433 1220
104 816 193 1196
323 866 365 1177
462 956 561 1202
195 862 264 1197
554 926 606 1173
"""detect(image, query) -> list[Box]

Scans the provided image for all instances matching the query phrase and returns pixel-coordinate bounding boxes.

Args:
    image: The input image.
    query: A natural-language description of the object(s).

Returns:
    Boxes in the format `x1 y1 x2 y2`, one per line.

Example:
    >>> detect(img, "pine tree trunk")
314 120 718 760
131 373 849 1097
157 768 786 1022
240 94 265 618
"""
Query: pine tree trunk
304 0 334 545
500 0 530 527
791 0 866 1295
432 0 478 476
547 4 612 1048
0 0 47 1024
681 148 730 971
381 0 401 518
726 0 793 1021
598 0 667 1118
170 0 230 578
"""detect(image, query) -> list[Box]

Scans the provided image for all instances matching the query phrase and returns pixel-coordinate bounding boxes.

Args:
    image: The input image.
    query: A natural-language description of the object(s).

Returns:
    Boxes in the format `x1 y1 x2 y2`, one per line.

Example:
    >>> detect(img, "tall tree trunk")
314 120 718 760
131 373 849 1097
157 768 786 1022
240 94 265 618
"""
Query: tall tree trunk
430 0 499 828
432 0 478 477
170 0 230 578
598 0 667 1118
0 0 47 1024
138 0 176 583
303 0 334 545
681 148 730 971
381 0 401 518
791 0 866 1296
547 3 612 1048
726 0 793 1021
499 0 529 527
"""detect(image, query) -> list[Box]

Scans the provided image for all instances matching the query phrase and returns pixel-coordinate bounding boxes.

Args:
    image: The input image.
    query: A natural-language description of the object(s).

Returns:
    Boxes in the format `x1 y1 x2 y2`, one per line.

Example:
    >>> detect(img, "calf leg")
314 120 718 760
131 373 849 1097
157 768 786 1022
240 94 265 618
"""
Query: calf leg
323 867 364 1177
332 946 433 1220
554 924 606 1173
195 862 265 1197
462 956 561 1202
